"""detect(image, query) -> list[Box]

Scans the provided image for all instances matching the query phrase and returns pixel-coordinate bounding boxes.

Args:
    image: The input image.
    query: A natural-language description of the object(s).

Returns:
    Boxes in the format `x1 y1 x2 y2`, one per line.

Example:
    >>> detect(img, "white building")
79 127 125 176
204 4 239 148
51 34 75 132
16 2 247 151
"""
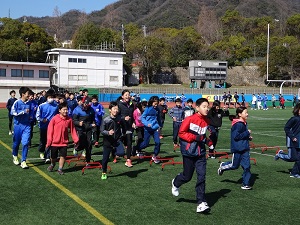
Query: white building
46 48 126 88
0 61 54 102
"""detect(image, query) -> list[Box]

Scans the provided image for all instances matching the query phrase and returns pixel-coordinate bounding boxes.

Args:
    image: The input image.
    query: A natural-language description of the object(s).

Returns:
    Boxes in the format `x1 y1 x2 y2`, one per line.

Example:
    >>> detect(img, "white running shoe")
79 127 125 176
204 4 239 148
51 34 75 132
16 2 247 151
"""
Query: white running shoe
9 131 12 135
39 153 45 159
171 179 180 197
81 150 86 157
152 156 161 164
20 161 29 169
13 156 19 165
196 202 210 213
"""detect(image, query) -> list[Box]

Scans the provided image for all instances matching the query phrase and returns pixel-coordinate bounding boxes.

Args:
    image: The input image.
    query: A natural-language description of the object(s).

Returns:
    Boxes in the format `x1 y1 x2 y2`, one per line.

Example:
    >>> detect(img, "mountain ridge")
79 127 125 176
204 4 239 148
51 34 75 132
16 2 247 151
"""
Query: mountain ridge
17 0 300 40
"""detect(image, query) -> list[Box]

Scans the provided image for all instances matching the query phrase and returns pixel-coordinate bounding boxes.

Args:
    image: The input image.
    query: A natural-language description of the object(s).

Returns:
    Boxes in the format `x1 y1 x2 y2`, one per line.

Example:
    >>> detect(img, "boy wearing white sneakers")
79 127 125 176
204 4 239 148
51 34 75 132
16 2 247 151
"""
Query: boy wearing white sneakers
171 98 213 213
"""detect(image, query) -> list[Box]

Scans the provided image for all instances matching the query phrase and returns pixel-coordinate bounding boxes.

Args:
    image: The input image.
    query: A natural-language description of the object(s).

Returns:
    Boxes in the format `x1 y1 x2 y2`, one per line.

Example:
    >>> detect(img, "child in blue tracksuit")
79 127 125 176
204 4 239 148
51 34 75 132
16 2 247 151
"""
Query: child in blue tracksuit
28 90 38 147
275 103 300 178
91 95 105 146
168 98 184 147
218 106 253 190
135 96 162 164
11 87 32 169
67 93 78 117
36 90 58 161
6 90 17 135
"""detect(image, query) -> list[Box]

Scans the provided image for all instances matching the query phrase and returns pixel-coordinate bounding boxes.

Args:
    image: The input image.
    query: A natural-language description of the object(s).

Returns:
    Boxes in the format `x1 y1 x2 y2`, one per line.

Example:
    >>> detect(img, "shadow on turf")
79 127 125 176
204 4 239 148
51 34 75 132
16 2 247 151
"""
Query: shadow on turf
176 188 231 208
276 170 291 175
106 168 149 178
220 173 259 187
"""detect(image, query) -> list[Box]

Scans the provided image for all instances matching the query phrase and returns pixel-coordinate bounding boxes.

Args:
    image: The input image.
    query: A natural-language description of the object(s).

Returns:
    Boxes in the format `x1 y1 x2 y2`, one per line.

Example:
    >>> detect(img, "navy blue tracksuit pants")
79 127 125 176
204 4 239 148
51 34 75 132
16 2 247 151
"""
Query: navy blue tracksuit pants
173 155 207 204
220 150 251 186
173 121 182 144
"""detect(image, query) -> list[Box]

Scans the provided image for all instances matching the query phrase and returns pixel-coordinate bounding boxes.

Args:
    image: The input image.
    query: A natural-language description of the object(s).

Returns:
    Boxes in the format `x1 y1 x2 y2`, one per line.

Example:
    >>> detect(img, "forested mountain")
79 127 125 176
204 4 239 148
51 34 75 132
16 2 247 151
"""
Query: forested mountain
18 0 300 40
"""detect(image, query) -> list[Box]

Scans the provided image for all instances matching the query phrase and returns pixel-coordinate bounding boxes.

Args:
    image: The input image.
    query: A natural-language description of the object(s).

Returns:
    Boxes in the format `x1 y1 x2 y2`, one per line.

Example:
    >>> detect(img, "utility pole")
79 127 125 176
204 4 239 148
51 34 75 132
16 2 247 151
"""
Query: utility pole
121 24 125 52
142 25 147 37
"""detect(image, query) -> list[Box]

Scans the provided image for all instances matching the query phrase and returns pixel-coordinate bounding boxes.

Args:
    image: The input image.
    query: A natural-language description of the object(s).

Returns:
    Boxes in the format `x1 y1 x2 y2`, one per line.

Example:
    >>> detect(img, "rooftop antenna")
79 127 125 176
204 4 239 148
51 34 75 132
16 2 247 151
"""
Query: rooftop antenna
8 8 10 18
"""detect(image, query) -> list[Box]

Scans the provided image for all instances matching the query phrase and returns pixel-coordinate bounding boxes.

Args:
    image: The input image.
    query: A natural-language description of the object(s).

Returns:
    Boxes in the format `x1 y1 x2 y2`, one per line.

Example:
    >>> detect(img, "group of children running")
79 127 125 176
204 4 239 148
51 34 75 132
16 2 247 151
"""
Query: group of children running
7 87 300 214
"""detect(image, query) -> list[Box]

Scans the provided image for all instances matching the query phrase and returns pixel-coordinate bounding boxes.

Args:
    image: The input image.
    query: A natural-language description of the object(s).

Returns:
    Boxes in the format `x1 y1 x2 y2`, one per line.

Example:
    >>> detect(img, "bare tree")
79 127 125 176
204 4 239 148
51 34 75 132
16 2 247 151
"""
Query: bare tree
196 6 222 45
102 4 119 28
76 11 89 27
48 6 66 43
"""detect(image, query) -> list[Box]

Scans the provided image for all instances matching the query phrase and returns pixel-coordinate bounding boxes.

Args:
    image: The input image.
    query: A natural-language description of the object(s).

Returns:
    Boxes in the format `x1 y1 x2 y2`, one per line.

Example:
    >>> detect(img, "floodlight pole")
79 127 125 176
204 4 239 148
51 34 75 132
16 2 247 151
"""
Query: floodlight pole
267 23 270 82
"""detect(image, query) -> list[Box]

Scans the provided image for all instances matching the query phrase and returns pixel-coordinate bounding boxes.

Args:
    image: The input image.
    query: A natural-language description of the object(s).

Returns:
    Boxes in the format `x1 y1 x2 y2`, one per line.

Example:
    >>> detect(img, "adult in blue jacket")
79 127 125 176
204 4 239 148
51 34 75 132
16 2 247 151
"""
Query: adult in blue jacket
135 96 162 164
36 90 58 161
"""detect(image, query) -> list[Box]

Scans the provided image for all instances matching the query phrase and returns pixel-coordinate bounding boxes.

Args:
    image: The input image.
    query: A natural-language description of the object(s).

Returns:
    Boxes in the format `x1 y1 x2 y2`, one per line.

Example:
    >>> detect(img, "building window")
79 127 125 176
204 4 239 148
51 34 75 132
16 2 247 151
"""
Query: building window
23 70 34 78
68 75 88 81
110 60 118 65
68 58 77 63
110 76 119 82
78 75 87 80
68 75 77 81
11 69 22 77
39 70 49 78
0 68 6 77
78 58 87 63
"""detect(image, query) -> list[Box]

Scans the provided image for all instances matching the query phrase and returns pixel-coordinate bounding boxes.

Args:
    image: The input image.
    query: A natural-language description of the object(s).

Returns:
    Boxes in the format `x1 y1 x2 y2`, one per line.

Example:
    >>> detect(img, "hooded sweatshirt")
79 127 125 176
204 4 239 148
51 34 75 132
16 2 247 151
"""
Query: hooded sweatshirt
46 114 79 147
230 119 251 153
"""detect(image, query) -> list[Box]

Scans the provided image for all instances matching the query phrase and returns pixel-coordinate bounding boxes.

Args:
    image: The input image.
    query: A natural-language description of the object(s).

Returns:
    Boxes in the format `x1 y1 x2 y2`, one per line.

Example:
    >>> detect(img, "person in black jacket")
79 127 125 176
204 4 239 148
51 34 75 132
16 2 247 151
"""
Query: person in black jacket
100 101 124 180
6 90 17 135
118 90 136 168
207 100 227 158
72 96 96 164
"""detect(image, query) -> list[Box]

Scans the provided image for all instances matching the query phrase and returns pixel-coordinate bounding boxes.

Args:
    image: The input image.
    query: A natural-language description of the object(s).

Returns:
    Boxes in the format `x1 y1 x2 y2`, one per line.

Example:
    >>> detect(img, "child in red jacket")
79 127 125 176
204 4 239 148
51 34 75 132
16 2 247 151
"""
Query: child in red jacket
171 98 213 213
46 102 79 175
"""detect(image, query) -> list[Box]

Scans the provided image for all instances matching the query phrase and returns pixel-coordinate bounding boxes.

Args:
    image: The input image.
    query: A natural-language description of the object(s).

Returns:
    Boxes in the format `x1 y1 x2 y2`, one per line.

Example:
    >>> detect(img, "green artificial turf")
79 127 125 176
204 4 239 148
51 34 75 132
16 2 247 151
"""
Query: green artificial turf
0 107 299 225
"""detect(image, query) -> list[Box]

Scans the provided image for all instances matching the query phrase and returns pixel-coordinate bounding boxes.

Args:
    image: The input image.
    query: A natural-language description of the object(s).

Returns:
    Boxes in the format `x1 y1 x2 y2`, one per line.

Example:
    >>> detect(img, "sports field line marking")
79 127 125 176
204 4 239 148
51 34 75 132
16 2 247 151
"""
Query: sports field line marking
0 140 114 225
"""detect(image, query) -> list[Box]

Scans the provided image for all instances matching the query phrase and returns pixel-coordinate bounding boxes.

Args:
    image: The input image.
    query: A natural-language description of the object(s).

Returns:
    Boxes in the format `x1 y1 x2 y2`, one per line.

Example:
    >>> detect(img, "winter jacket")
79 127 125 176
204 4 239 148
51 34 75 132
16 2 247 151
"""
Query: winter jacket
133 108 144 128
284 115 300 148
230 119 251 153
100 115 123 147
67 98 78 116
157 104 168 121
168 105 184 122
118 100 135 132
36 102 58 129
183 106 195 118
6 97 17 112
207 107 225 129
46 114 79 147
178 113 213 157
141 106 162 131
91 102 105 126
72 105 95 132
